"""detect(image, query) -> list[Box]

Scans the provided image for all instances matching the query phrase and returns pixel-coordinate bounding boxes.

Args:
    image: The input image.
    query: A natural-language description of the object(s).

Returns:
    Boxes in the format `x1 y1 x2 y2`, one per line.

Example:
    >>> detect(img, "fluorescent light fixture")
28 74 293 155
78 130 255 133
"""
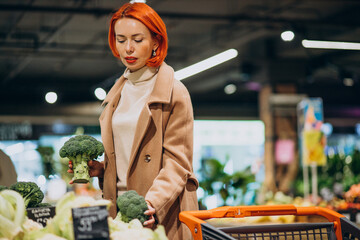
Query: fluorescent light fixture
302 39 360 50
174 49 238 81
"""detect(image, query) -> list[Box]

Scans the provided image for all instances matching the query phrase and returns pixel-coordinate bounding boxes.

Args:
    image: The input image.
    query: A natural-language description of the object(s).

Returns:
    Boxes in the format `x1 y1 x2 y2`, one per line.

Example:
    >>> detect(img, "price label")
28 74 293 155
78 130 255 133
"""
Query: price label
26 206 56 227
72 205 109 240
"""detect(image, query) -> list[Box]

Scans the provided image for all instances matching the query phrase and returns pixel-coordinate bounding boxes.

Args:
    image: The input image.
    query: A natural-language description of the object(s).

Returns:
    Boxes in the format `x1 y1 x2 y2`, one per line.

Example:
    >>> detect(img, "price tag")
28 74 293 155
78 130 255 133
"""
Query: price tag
26 206 56 227
72 205 109 240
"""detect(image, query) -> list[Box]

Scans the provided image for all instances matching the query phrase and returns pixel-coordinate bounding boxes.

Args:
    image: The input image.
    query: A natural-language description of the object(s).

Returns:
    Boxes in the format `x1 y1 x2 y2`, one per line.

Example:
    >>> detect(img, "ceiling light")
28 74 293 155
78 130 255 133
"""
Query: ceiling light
343 78 354 86
281 30 295 41
224 84 237 95
174 49 238 81
130 0 146 3
302 39 360 50
45 92 57 104
94 87 107 100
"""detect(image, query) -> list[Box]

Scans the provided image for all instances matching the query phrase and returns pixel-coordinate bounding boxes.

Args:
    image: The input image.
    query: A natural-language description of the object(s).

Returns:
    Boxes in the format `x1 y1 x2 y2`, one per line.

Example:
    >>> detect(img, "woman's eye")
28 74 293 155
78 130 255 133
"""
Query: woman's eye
135 39 143 43
117 39 125 43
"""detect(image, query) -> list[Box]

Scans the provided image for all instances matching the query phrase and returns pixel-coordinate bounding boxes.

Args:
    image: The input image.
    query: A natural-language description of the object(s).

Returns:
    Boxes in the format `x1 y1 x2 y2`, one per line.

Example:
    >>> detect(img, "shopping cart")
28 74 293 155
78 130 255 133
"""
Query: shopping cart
179 204 360 240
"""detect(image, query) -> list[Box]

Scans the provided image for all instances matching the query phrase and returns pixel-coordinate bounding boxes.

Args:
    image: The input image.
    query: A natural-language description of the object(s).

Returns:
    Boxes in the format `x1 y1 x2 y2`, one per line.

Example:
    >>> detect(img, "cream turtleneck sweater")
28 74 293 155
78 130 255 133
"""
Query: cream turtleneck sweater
112 66 158 191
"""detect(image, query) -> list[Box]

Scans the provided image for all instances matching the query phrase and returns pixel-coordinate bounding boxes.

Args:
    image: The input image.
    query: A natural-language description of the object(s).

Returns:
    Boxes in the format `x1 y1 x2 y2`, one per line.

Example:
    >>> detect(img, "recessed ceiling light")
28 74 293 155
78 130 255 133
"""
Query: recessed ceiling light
281 30 295 41
94 87 107 100
45 92 57 104
224 84 237 95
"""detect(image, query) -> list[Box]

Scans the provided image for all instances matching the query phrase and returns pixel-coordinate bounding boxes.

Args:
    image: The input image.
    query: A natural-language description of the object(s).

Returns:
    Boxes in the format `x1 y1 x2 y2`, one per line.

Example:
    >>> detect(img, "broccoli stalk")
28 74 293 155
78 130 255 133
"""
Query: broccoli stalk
116 190 150 224
59 135 104 183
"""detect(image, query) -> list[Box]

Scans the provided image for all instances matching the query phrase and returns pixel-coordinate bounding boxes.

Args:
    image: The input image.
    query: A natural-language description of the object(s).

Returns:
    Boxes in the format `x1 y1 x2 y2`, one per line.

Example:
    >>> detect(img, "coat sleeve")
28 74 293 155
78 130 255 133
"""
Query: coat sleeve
144 81 197 223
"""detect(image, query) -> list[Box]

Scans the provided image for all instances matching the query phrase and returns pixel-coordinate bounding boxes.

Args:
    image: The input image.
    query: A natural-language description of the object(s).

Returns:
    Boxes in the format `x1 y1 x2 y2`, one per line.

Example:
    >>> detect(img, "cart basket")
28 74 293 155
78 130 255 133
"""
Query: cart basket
179 204 360 240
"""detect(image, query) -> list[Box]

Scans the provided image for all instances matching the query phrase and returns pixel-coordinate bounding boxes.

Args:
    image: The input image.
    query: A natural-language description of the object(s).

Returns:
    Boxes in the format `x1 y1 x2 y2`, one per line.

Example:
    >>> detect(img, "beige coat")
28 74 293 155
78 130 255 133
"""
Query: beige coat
99 63 198 240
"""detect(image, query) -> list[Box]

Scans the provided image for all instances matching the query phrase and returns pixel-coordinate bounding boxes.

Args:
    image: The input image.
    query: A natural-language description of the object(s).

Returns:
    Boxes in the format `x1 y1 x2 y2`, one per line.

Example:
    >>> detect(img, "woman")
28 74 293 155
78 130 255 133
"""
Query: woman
71 2 199 239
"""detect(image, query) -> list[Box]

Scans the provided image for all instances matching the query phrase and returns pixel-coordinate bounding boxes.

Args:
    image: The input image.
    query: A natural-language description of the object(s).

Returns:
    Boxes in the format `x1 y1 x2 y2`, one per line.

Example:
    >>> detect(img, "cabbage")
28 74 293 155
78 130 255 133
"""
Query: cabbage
0 190 26 239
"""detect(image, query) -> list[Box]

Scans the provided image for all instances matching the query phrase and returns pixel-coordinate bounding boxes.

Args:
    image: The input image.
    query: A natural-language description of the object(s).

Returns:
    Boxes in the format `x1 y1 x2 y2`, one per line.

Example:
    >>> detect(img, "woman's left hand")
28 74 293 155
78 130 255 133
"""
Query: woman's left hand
143 201 156 228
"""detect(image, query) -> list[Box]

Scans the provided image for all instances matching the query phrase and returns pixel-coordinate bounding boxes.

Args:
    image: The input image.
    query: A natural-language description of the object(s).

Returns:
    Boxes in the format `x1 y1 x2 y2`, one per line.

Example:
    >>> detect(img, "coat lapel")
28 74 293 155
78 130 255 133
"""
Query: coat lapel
126 63 174 177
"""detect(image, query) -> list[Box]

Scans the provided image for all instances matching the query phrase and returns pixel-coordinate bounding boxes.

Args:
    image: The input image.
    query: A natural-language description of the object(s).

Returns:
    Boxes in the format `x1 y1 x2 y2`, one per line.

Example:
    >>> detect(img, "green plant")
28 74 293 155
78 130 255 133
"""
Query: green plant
10 182 44 208
198 158 255 207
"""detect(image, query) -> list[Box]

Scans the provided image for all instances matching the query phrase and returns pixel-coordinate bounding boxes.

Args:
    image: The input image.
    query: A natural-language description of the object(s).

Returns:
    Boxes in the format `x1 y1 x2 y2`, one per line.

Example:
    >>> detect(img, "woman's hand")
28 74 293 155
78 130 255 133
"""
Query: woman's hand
67 160 104 184
88 160 105 178
143 201 156 228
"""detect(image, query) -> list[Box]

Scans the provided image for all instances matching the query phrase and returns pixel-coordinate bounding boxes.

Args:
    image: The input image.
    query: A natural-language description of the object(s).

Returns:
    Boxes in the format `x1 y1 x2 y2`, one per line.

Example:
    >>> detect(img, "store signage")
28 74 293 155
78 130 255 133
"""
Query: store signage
26 206 56 227
297 98 326 166
0 122 32 140
72 205 109 240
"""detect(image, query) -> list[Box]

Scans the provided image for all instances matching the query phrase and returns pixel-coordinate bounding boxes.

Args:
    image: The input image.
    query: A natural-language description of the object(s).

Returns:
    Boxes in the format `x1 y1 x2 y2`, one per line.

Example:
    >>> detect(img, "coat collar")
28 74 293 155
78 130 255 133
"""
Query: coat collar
101 62 174 107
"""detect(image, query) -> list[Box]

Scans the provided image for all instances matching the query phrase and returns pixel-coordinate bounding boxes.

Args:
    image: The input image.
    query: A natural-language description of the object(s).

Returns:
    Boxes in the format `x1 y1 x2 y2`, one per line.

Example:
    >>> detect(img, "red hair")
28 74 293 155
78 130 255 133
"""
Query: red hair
108 3 168 67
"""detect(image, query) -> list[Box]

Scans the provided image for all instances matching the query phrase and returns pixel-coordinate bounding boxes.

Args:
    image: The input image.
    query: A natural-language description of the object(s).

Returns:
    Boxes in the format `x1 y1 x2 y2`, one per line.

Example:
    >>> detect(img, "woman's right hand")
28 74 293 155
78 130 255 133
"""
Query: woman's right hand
67 160 105 184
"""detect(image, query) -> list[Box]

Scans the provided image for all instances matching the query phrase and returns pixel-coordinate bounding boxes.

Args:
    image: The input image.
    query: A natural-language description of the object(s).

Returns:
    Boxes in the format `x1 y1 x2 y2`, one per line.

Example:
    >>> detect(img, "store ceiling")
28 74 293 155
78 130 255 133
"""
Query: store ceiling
1 0 360 122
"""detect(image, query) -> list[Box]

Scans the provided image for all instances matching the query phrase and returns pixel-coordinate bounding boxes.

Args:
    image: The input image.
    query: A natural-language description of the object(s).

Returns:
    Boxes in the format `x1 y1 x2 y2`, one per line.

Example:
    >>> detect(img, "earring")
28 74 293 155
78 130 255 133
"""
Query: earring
152 50 156 57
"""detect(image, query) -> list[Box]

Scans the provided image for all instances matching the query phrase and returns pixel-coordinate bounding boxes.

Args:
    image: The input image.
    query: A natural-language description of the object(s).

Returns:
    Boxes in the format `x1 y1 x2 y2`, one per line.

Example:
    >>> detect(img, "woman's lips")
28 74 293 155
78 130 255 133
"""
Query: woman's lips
125 57 137 63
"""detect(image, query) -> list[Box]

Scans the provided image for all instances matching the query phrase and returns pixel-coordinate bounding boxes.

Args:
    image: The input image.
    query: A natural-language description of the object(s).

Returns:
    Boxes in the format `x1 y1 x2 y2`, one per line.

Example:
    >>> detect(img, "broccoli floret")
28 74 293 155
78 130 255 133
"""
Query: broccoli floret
10 181 44 208
0 185 7 191
116 190 150 224
59 135 104 183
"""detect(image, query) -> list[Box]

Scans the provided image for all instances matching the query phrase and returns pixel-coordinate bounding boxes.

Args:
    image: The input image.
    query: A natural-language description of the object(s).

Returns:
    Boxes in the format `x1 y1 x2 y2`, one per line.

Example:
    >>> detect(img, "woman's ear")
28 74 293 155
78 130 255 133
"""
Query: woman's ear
153 35 161 51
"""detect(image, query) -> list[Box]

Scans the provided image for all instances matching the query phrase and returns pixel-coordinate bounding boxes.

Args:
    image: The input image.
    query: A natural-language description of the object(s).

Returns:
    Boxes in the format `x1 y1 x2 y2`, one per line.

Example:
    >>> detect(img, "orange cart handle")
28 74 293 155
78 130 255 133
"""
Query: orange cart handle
180 205 345 240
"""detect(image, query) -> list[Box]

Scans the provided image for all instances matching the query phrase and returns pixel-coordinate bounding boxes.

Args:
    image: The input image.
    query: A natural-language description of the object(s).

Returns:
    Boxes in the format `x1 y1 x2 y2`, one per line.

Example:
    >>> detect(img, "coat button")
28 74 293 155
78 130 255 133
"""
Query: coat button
144 154 151 163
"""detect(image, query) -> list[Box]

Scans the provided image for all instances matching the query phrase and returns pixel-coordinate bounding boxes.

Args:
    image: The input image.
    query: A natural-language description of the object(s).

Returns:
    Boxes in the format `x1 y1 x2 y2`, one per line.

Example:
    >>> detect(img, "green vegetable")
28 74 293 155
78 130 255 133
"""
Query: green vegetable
10 181 44 208
37 202 53 208
116 190 149 224
59 135 104 183
0 189 26 239
0 185 8 191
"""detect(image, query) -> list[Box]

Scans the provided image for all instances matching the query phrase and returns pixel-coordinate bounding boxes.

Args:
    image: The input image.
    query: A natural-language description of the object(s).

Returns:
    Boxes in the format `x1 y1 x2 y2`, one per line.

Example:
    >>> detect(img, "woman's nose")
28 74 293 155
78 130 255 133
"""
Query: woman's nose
125 42 134 54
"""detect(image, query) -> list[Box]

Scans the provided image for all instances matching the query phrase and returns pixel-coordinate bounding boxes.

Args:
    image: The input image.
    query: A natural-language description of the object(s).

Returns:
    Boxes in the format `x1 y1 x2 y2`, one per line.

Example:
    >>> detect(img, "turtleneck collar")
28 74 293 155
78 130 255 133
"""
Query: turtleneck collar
123 65 158 85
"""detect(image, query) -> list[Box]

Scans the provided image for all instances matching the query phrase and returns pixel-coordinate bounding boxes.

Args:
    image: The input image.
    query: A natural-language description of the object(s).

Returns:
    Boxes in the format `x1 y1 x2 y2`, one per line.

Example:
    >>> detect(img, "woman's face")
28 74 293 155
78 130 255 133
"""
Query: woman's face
114 18 158 72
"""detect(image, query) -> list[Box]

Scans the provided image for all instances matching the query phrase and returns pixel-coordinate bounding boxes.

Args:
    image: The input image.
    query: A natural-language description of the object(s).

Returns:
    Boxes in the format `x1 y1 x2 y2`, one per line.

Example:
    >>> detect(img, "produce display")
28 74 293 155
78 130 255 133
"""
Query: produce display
0 185 168 240
59 135 104 183
116 190 149 224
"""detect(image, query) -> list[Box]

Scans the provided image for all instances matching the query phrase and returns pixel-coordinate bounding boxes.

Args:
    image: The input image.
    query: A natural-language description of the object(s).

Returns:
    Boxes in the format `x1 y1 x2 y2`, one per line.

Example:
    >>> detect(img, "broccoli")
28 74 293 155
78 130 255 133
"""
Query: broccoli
59 135 104 183
0 185 7 191
10 181 44 208
116 190 150 224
